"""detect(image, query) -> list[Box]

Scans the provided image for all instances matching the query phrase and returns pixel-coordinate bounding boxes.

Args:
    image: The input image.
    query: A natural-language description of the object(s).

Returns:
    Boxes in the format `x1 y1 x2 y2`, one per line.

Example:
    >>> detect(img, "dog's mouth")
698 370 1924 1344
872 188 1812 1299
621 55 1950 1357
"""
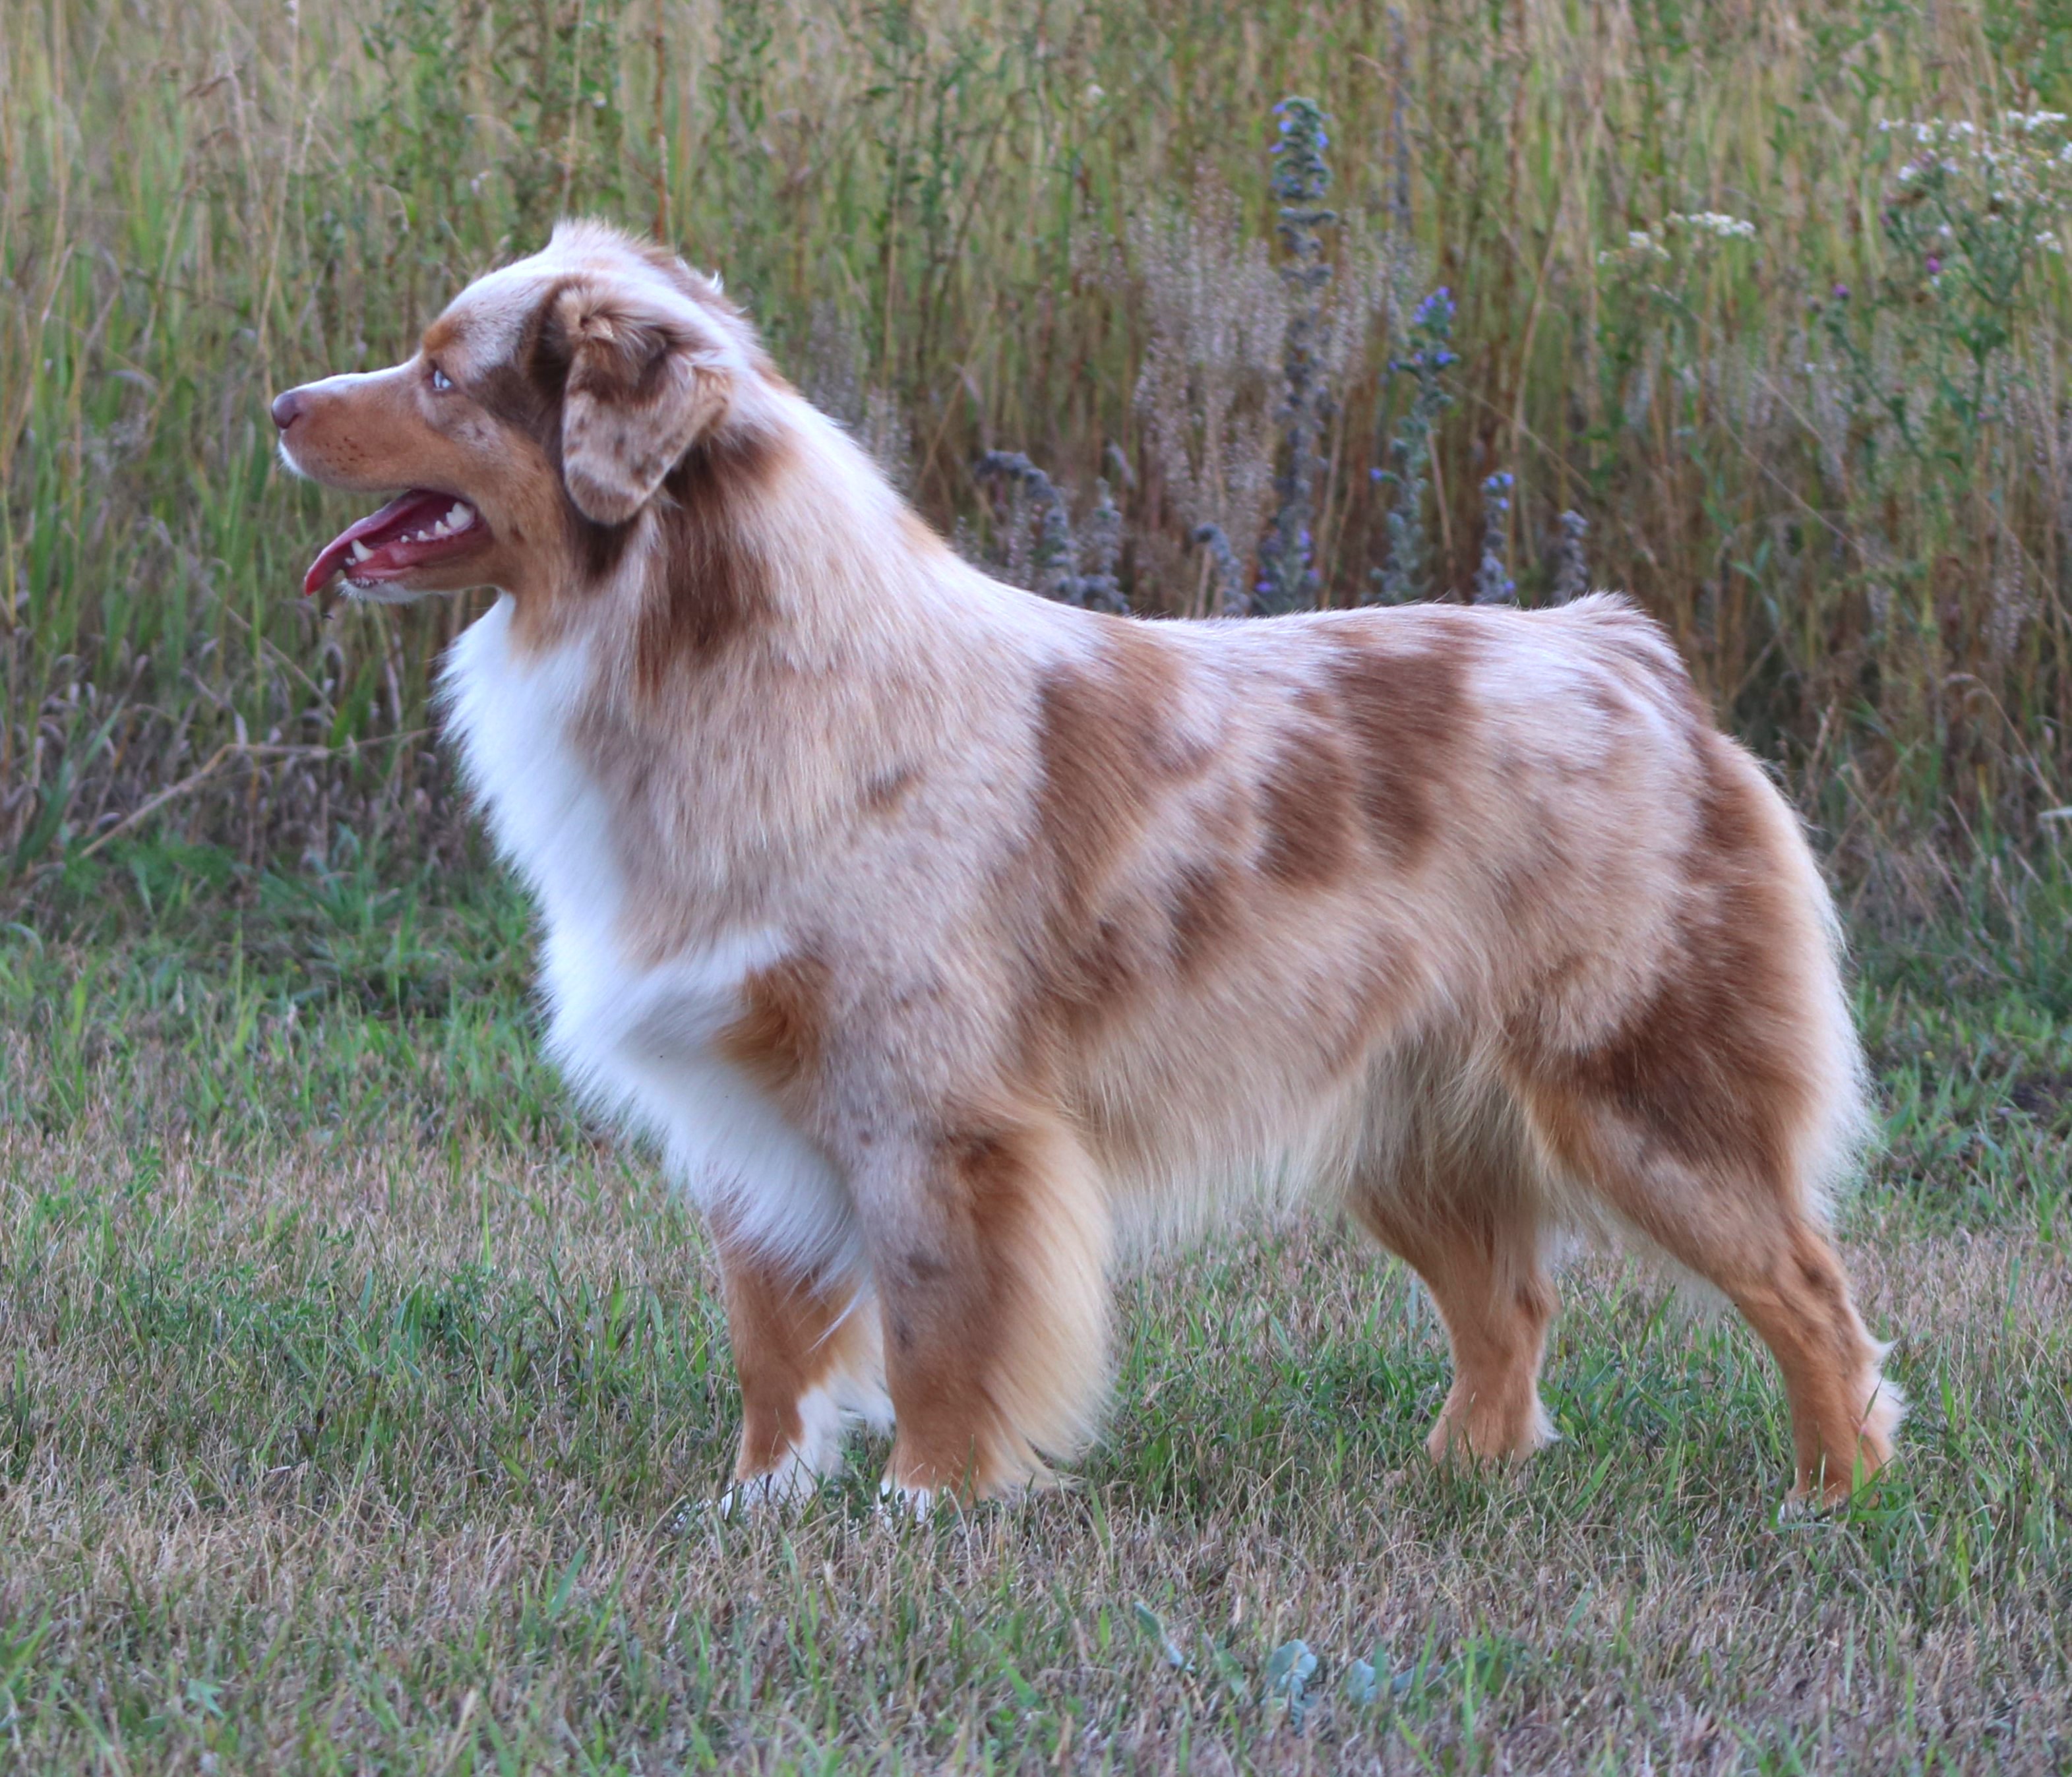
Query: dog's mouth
303 489 489 598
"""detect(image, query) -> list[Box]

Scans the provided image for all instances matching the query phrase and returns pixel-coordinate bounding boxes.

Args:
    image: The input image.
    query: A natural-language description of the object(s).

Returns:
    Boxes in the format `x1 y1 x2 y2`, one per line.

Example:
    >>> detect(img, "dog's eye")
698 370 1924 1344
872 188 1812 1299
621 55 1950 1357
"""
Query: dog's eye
429 365 454 392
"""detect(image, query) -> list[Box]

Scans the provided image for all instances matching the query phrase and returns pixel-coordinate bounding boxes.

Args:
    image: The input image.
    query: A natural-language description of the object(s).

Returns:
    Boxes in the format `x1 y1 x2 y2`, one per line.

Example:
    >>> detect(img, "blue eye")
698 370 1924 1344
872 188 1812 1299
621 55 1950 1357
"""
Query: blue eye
430 365 453 392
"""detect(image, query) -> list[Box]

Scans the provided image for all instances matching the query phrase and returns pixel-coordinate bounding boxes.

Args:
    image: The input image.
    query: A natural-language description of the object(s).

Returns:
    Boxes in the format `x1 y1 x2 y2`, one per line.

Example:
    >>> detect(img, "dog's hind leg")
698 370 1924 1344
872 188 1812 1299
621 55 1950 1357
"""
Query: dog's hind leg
713 1232 888 1509
1352 1120 1558 1466
863 1109 1110 1507
1523 1075 1896 1505
1513 740 1898 1505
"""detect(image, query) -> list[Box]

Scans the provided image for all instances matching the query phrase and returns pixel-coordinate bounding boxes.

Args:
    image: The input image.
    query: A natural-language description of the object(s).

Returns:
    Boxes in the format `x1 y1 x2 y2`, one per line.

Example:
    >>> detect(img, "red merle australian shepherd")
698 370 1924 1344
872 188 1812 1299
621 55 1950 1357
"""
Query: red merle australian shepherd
272 222 1899 1512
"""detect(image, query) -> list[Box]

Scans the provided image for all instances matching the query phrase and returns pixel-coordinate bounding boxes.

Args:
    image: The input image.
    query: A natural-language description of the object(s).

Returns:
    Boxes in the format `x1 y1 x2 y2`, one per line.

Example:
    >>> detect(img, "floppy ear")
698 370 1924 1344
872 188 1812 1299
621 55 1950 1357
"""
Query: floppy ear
555 287 731 525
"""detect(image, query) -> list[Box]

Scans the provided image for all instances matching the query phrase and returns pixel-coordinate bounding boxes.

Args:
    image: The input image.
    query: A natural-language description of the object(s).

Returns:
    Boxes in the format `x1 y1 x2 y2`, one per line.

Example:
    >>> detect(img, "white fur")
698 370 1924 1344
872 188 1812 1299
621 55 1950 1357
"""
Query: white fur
441 595 861 1274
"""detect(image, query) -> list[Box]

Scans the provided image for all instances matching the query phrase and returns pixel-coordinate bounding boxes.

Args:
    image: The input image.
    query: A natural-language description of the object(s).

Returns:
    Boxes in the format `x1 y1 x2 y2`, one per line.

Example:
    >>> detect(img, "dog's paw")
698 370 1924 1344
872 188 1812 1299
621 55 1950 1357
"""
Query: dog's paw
717 1455 830 1519
876 1476 967 1522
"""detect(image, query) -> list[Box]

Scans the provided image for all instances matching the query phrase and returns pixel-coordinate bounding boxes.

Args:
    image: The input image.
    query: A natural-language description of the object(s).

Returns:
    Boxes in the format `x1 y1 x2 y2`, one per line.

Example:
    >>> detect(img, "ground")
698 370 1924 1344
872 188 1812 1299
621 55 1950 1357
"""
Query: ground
1 843 2068 1773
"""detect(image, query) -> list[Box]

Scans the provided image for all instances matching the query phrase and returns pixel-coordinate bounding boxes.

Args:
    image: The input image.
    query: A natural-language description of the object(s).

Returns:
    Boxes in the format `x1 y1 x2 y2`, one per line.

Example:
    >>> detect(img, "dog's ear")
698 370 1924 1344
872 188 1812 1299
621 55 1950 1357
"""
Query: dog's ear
553 286 731 526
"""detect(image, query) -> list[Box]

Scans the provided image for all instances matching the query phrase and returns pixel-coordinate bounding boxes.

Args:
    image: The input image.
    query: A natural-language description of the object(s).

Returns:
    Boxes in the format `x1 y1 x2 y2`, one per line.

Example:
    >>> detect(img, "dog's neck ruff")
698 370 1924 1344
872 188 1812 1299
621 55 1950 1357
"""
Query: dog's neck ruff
433 394 1018 1275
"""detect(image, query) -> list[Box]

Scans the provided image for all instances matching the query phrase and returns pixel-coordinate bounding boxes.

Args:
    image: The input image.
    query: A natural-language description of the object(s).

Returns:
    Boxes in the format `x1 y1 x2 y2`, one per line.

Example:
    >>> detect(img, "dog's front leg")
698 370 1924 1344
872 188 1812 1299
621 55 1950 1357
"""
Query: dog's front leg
713 1230 886 1510
861 1112 1110 1511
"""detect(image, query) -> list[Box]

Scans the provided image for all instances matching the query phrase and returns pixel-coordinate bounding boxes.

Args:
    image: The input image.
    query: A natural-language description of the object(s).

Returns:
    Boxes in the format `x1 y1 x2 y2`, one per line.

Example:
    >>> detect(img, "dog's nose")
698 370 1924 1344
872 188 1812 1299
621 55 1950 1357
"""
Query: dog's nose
270 388 304 431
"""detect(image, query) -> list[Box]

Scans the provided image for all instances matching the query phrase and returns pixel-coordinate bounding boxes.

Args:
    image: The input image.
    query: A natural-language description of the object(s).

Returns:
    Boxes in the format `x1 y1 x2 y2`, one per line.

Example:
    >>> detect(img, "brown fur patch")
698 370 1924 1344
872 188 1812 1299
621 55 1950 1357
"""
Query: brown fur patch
1167 860 1246 979
1032 627 1182 909
1527 734 1802 1178
465 277 644 593
1256 733 1356 887
633 427 787 693
1015 620 1207 1054
862 764 920 814
1353 1163 1556 1464
878 1114 1059 1494
717 953 832 1104
874 1110 1102 1499
1324 637 1469 866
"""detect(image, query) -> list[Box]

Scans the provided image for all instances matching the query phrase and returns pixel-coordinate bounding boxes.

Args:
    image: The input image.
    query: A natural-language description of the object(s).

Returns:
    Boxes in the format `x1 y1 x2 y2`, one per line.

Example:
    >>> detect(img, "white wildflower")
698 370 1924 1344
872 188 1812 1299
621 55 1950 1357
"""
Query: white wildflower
1669 211 1757 240
1602 229 1669 262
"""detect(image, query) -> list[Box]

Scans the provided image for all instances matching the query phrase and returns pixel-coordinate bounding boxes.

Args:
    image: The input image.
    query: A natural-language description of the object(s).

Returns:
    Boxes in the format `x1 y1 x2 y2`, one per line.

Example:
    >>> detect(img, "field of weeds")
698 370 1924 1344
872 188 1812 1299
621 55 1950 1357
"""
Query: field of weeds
7 0 2072 866
5 0 2072 1770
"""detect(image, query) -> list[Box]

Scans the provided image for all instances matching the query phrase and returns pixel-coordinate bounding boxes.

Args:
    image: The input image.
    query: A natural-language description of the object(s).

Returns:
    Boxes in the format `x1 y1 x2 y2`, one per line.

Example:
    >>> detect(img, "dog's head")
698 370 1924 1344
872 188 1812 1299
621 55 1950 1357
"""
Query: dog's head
273 222 766 604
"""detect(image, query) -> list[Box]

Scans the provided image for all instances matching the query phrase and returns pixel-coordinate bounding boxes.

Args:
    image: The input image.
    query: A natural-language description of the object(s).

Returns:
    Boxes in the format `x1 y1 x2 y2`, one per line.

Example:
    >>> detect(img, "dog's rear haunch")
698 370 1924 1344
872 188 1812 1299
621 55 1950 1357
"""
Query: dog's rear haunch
273 223 1899 1511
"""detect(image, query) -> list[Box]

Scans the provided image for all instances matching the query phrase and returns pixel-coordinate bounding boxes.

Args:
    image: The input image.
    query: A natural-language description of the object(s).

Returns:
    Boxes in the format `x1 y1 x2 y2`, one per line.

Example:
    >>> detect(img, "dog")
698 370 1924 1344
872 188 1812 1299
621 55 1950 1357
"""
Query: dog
272 221 1899 1511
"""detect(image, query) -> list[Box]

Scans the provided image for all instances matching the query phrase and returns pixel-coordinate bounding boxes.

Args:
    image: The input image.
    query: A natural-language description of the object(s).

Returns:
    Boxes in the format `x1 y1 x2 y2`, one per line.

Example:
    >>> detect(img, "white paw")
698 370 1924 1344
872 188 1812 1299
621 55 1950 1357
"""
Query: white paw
717 1447 832 1519
716 1381 872 1517
876 1476 950 1521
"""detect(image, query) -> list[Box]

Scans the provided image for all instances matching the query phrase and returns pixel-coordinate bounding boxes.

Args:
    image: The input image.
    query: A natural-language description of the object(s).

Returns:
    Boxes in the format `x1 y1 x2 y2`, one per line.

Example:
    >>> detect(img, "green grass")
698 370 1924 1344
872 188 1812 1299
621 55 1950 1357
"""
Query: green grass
1 849 2068 1772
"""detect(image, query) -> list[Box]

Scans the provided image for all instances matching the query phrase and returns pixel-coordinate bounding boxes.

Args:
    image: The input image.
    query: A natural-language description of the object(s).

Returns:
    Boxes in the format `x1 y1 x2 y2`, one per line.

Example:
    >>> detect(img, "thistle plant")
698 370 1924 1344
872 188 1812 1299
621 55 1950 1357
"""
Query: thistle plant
1254 98 1335 615
1472 472 1515 605
1077 479 1126 613
1368 287 1456 604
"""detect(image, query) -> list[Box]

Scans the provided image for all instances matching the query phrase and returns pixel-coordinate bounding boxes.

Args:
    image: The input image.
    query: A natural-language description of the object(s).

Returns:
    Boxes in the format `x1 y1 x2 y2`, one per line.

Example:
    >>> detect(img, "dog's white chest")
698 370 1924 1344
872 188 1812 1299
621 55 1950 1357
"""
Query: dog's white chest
440 598 853 1267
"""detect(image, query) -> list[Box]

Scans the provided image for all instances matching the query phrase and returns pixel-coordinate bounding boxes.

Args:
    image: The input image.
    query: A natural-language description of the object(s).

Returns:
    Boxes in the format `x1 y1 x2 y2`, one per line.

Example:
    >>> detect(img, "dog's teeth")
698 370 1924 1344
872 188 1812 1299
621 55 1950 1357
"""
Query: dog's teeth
349 539 372 562
431 519 451 537
444 503 471 527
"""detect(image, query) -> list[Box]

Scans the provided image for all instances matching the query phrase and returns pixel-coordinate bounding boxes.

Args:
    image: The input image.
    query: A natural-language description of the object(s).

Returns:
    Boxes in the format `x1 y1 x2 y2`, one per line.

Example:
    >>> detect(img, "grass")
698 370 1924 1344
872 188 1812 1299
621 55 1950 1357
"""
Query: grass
1 847 2068 1772
9 0 2072 880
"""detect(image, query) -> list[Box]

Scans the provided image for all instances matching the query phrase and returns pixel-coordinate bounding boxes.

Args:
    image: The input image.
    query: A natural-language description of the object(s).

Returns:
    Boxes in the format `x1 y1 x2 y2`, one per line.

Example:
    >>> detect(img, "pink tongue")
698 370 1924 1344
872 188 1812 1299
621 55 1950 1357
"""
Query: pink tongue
303 489 456 597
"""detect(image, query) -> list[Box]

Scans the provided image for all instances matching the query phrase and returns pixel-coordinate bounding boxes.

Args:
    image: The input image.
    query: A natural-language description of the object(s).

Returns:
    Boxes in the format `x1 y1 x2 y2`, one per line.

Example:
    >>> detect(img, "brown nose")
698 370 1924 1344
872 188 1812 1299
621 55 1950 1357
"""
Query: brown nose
270 388 304 431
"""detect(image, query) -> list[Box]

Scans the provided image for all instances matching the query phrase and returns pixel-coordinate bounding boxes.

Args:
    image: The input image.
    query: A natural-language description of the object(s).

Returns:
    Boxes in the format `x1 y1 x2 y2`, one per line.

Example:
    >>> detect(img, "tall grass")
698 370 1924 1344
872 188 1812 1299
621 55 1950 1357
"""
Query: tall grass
7 0 2072 888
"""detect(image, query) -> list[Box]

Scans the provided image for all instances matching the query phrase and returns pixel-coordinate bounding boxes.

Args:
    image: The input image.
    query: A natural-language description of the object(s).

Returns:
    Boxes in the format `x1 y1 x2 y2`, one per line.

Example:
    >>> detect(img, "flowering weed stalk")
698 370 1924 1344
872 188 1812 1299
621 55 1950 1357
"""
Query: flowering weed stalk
1473 473 1515 605
1838 113 2072 469
1254 98 1336 615
1368 287 1455 605
973 452 1126 613
1549 510 1591 606
1786 110 2072 806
